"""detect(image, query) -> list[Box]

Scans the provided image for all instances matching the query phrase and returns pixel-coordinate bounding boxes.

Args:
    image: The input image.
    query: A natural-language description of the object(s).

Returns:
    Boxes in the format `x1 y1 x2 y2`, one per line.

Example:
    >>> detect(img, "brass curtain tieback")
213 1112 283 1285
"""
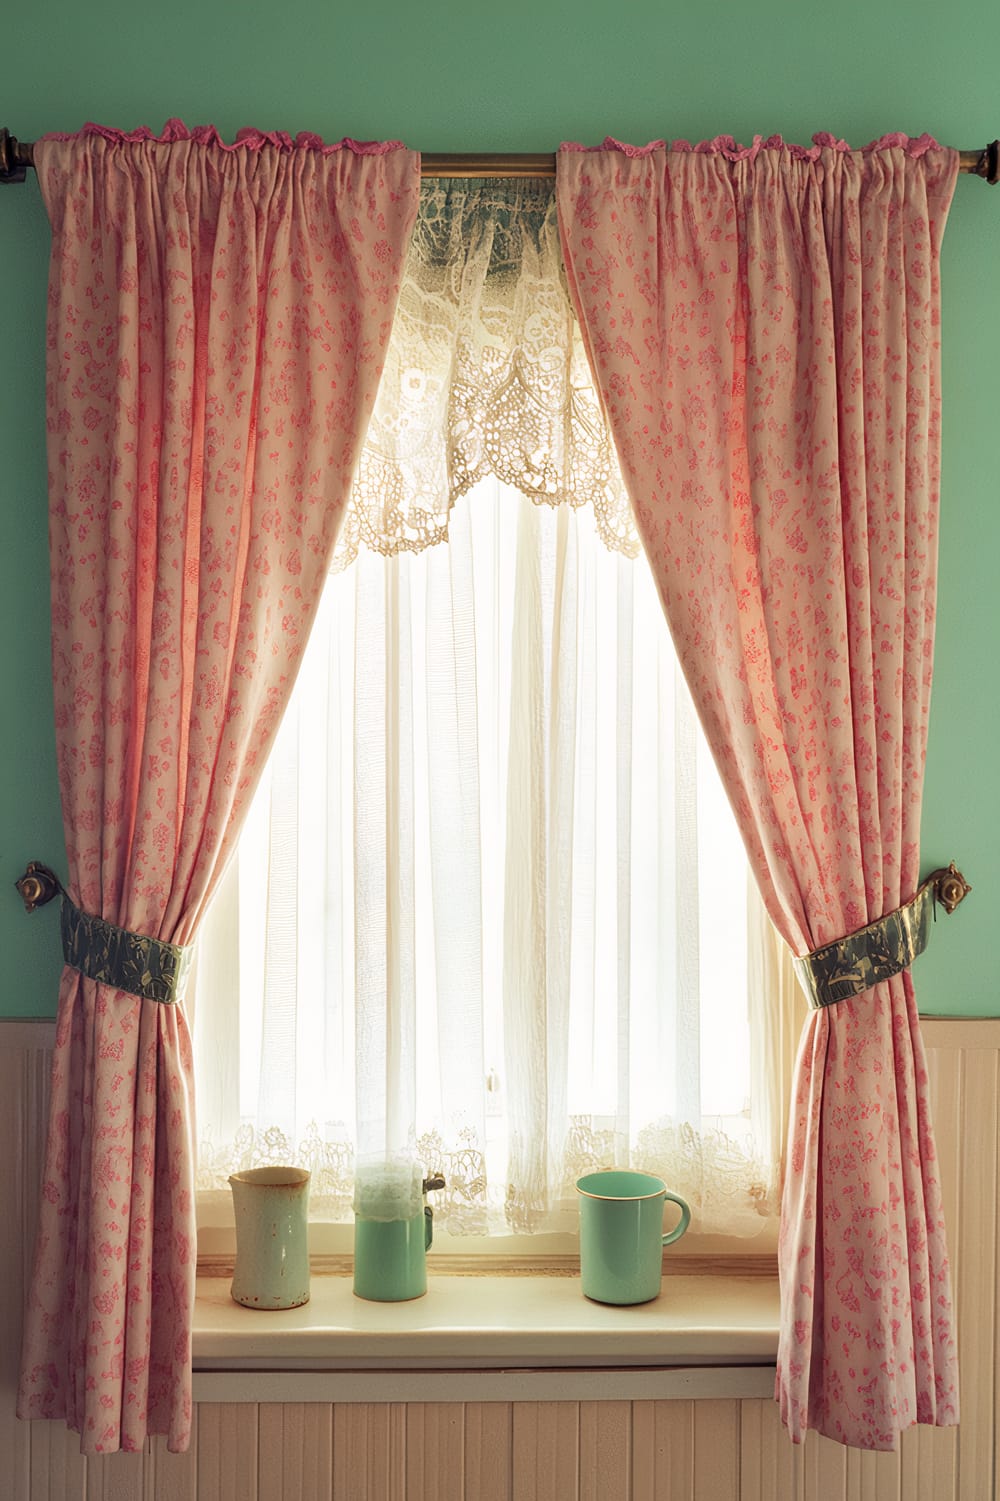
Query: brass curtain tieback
15 860 193 1006
793 862 972 1011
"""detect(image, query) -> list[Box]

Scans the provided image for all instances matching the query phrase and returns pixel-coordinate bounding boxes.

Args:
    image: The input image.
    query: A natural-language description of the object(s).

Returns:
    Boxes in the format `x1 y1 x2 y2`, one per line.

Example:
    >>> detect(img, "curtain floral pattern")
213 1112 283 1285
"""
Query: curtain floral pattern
557 132 959 1451
17 118 965 1459
17 122 419 1454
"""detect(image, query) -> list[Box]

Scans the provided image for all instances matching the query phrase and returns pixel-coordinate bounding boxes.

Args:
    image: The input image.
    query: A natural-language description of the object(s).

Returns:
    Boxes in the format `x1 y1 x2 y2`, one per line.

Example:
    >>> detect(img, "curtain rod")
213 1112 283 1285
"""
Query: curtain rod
1 132 998 184
425 147 1000 180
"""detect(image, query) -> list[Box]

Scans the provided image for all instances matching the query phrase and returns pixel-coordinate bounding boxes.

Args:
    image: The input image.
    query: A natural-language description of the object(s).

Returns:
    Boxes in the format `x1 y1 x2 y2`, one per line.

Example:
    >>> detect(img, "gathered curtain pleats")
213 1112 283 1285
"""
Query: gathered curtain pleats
17 122 419 1454
556 133 960 1451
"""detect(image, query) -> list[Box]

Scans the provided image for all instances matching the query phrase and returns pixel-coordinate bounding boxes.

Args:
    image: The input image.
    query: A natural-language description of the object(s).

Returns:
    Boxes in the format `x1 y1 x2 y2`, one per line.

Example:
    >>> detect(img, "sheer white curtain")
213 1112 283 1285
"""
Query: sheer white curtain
193 477 790 1237
191 177 800 1239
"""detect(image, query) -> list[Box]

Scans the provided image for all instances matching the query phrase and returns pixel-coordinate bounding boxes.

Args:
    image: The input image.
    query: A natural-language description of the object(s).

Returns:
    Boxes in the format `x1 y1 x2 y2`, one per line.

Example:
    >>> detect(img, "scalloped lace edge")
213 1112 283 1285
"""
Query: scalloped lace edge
40 118 407 155
558 131 943 162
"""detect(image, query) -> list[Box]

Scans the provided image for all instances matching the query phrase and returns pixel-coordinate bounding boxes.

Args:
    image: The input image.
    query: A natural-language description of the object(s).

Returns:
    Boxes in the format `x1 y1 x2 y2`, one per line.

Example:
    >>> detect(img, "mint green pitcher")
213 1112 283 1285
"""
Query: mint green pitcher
353 1159 445 1302
229 1166 311 1310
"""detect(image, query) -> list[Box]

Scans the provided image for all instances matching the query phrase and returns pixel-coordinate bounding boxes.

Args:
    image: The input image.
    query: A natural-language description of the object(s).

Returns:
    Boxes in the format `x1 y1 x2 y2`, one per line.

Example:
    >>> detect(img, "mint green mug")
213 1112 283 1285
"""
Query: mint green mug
576 1169 691 1305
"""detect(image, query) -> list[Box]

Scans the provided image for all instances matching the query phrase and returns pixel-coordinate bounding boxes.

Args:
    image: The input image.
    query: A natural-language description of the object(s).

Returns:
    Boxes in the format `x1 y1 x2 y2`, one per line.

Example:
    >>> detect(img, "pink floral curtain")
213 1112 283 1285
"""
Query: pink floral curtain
17 122 419 1453
557 133 959 1450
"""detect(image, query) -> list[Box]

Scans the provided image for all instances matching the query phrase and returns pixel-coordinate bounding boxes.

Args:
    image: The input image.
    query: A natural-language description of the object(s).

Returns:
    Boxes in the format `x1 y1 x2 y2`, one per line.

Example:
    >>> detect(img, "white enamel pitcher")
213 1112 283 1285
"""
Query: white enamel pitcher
229 1166 311 1310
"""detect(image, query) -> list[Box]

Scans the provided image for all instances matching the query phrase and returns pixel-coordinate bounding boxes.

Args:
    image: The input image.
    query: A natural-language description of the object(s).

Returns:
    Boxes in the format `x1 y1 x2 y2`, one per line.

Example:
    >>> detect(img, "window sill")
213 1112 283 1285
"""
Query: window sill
192 1272 780 1404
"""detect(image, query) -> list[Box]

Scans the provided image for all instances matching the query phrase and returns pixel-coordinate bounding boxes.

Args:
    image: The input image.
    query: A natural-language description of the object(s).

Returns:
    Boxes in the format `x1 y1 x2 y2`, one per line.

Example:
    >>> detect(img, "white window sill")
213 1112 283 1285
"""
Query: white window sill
192 1272 780 1404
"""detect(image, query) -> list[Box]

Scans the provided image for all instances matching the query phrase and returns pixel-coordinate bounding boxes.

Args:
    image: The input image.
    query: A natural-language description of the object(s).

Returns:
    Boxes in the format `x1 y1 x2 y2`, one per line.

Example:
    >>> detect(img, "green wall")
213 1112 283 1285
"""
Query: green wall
1 0 995 1017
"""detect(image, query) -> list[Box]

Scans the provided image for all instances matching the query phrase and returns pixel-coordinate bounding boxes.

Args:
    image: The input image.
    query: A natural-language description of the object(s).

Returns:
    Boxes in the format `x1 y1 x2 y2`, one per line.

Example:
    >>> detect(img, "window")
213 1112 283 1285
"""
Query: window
190 178 800 1252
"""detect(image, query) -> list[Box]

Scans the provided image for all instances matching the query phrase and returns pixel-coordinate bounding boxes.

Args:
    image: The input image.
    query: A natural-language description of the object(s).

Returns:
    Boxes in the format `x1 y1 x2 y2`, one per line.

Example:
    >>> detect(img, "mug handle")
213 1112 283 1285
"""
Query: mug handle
424 1204 434 1251
661 1191 691 1247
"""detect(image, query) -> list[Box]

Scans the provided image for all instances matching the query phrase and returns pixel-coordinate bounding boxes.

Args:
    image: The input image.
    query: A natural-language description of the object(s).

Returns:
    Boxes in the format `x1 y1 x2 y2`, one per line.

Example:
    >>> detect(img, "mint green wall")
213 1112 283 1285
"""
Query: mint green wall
1 0 995 1016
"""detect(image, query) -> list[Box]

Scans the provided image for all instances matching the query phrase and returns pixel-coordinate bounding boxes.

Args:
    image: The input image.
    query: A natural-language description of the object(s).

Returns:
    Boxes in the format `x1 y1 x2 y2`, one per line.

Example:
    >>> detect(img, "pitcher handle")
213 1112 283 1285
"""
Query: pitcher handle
661 1191 691 1247
424 1204 434 1251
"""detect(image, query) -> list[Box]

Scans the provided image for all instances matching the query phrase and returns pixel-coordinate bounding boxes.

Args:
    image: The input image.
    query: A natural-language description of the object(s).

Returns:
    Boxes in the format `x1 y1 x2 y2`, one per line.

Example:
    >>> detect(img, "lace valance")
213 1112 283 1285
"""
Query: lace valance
333 178 638 570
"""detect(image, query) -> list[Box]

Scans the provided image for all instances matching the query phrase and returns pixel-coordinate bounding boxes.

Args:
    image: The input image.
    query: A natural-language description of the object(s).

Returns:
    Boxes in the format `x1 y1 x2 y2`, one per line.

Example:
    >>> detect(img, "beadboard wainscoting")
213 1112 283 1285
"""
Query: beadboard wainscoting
0 1016 996 1499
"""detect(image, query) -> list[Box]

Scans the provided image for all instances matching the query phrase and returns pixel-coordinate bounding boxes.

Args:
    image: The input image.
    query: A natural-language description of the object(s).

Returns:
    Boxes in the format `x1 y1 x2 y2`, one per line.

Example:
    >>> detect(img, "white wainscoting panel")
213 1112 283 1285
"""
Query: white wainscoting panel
0 1016 995 1499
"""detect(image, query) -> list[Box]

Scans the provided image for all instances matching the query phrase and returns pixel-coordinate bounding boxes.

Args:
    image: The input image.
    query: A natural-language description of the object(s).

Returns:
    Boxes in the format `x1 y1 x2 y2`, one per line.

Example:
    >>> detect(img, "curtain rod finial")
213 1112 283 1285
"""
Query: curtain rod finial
0 129 29 184
973 141 1000 184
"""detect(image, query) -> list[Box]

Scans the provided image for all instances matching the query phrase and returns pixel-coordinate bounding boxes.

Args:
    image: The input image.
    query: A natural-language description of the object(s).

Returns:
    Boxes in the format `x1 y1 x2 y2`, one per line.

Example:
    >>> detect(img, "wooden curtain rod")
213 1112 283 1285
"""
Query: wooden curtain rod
1 132 999 184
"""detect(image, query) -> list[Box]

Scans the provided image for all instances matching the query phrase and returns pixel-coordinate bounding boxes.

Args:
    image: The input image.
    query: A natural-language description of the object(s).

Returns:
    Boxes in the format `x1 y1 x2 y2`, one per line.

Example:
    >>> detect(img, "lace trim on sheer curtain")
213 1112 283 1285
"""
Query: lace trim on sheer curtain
332 178 638 571
196 1123 782 1236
